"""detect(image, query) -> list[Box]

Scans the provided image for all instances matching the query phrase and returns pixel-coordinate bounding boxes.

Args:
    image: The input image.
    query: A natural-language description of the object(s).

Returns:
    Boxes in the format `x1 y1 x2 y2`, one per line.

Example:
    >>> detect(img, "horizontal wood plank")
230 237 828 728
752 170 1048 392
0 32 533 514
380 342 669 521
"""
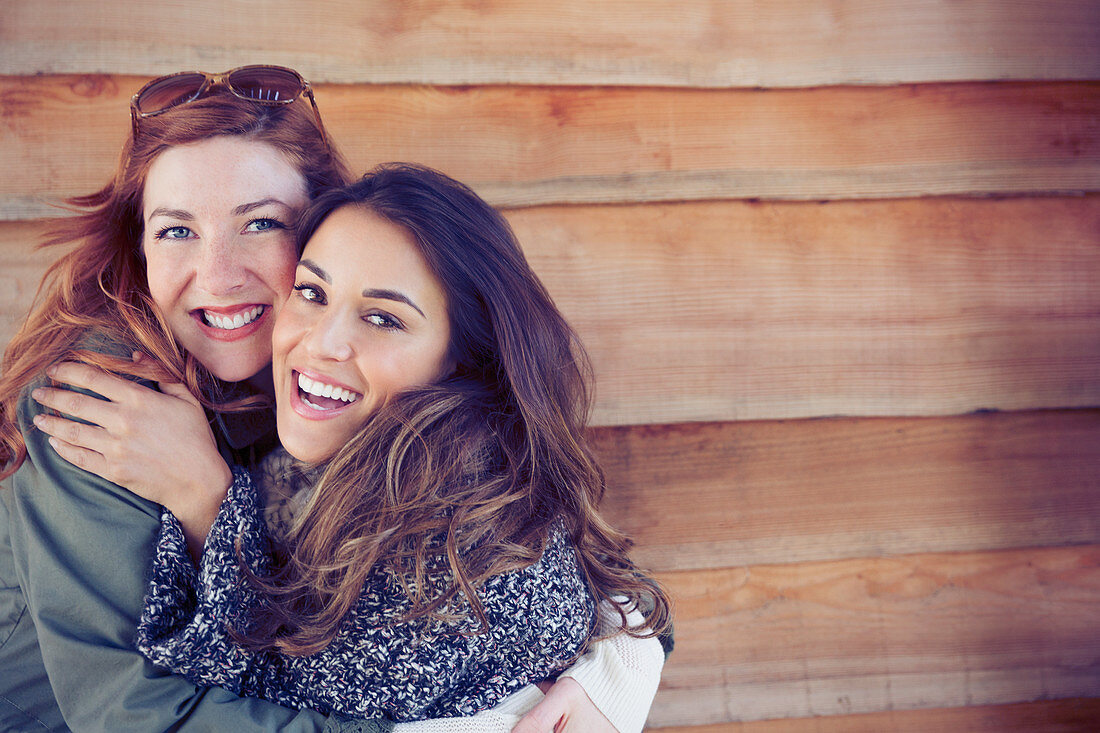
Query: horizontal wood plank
649 697 1100 731
2 78 1099 218
4 196 1099 424
2 1 1098 87
0 221 60 342
649 545 1100 726
595 410 1100 572
514 196 1100 423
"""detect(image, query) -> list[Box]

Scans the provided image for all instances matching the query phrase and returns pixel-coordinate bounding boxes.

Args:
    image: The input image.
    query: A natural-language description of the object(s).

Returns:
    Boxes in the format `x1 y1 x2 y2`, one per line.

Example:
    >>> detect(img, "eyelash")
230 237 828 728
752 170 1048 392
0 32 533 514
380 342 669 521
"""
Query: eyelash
293 283 325 304
245 217 289 232
292 284 404 331
153 225 192 240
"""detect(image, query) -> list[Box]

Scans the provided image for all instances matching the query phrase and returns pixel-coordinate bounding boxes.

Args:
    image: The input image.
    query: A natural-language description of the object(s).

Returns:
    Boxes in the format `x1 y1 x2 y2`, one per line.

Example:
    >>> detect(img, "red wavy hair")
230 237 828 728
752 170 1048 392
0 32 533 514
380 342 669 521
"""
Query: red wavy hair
0 90 348 478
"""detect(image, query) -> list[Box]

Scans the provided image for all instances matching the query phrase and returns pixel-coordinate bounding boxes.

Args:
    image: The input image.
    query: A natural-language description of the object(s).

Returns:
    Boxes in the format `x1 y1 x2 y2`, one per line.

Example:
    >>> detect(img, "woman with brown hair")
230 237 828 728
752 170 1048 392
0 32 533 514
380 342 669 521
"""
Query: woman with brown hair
0 68 660 732
127 162 672 722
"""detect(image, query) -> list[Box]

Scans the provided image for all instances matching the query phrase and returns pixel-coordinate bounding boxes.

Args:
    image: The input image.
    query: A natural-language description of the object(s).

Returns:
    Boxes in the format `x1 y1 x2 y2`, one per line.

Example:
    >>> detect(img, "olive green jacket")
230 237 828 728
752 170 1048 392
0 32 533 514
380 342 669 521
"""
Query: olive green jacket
0 379 387 732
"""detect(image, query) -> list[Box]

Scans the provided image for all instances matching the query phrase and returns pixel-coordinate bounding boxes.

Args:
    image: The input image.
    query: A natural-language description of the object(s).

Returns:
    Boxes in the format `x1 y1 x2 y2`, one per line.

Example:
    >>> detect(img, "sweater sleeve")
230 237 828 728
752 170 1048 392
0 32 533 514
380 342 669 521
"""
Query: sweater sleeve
135 465 265 693
558 600 667 733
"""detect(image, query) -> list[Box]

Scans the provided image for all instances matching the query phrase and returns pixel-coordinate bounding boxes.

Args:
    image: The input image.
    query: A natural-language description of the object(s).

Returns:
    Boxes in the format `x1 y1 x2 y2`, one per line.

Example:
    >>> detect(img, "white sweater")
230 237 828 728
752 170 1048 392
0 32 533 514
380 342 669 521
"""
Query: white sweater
392 601 665 733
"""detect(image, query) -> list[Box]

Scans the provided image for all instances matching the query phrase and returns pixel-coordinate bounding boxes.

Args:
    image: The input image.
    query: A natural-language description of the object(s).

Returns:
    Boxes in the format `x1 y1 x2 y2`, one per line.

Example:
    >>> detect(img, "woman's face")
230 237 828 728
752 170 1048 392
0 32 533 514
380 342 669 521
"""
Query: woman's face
273 205 454 464
142 136 310 384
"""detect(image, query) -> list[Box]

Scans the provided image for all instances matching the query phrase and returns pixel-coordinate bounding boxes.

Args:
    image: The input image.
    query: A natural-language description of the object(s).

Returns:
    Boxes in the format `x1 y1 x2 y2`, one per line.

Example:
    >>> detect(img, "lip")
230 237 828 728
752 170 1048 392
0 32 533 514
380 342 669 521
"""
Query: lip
287 369 361 421
190 304 269 343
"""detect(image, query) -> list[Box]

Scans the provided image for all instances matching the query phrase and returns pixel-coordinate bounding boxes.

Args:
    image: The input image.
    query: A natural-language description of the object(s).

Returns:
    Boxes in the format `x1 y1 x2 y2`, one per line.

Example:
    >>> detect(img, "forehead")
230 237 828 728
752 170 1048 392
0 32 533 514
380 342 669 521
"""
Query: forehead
143 136 309 214
304 206 444 292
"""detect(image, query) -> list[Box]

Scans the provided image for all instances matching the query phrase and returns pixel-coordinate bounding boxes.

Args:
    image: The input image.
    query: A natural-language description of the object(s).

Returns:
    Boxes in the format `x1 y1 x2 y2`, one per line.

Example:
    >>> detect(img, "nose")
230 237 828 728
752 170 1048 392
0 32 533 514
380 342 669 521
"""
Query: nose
303 309 354 362
193 233 248 296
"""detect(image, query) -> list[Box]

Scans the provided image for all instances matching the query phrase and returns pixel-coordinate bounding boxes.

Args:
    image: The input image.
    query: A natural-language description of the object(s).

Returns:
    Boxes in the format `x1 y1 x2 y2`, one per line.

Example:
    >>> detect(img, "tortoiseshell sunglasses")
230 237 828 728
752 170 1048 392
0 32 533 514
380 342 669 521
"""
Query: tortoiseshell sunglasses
130 65 328 143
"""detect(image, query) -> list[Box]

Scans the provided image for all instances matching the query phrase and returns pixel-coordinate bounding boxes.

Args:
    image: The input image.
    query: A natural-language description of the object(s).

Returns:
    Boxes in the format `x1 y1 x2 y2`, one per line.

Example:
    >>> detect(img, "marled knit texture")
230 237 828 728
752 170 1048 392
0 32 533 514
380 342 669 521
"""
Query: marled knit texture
136 467 595 721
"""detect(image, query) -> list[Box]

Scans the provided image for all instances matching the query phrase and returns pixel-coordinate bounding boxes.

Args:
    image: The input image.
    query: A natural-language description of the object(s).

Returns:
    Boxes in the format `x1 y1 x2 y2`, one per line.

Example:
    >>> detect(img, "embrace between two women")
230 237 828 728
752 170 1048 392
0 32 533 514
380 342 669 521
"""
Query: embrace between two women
0 66 670 732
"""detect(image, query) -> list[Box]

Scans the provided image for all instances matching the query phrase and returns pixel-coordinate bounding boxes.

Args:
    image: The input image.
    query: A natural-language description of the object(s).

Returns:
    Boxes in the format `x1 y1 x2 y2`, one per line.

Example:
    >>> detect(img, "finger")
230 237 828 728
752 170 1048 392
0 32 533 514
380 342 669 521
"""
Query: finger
32 412 111 454
31 386 116 428
45 435 110 479
46 361 154 403
157 380 202 407
511 697 562 733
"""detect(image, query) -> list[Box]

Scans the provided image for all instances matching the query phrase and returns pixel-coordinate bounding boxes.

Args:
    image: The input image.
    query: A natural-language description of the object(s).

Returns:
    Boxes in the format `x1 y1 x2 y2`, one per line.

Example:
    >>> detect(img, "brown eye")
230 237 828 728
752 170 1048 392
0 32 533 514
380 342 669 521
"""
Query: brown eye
293 283 325 304
365 313 402 330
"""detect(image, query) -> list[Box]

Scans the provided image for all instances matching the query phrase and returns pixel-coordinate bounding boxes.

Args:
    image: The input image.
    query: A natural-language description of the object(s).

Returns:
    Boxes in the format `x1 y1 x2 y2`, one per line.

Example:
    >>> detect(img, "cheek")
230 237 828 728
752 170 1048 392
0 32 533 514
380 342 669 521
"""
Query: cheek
265 239 300 307
141 245 176 309
271 305 307 366
385 340 454 394
270 316 294 366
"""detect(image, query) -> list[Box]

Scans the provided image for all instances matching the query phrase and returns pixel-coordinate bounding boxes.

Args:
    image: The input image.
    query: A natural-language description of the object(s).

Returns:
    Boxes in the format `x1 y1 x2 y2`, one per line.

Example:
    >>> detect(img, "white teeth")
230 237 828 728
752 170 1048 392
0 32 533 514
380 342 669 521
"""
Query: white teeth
202 306 263 330
297 372 360 406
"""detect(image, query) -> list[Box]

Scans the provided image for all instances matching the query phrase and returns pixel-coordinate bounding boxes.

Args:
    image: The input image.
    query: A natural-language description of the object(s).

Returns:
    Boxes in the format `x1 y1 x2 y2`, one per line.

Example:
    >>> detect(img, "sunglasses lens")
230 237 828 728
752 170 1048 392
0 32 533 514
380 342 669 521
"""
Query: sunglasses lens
227 67 304 103
135 73 207 114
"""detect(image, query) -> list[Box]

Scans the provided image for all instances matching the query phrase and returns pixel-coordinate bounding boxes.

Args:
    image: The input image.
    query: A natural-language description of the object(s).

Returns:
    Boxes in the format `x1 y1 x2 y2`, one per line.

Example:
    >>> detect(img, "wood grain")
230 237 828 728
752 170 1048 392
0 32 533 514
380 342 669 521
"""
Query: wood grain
2 78 1098 218
649 697 1100 731
594 410 1100 572
2 1 1098 87
4 196 1099 424
648 545 1100 726
513 196 1100 423
0 221 60 343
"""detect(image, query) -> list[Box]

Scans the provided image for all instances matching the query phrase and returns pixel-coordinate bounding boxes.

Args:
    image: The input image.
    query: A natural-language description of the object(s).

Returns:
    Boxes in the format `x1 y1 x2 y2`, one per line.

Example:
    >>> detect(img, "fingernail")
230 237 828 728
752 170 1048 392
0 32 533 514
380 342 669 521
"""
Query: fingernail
31 388 43 402
32 414 43 427
45 365 56 377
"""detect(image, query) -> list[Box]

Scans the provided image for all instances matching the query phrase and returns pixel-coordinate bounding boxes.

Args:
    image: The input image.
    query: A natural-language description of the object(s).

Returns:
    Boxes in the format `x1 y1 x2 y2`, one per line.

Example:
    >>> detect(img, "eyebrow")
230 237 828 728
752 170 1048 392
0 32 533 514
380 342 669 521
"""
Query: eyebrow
233 198 291 216
299 259 427 318
147 198 290 221
147 207 193 221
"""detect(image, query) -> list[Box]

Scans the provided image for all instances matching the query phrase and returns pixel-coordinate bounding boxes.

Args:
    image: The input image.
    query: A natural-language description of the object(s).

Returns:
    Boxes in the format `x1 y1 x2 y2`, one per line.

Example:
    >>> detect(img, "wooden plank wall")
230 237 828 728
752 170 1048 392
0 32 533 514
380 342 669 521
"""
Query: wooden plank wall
2 1 1099 730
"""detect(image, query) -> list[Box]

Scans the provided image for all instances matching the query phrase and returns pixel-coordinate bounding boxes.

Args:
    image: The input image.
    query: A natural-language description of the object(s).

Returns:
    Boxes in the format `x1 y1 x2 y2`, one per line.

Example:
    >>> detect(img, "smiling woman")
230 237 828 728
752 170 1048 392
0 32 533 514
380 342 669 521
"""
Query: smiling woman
0 83 352 733
0 68 662 733
274 205 454 464
128 163 673 720
142 137 309 385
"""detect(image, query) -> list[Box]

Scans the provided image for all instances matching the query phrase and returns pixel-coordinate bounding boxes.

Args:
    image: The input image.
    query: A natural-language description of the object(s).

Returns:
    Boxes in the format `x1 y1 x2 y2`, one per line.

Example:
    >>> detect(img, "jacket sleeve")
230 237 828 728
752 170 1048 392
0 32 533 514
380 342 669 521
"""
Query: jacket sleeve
5 385 347 732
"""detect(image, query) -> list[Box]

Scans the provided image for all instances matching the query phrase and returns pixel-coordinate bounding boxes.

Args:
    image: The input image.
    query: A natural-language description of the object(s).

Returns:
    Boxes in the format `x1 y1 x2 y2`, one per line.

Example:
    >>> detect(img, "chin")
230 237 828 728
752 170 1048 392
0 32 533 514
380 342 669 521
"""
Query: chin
206 358 269 384
280 440 330 466
275 421 335 465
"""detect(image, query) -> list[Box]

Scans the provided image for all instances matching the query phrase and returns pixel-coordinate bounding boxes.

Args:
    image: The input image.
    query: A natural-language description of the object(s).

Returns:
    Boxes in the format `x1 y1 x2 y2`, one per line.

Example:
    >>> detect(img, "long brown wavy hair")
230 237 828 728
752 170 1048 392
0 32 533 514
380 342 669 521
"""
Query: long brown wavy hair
242 164 672 654
0 89 348 479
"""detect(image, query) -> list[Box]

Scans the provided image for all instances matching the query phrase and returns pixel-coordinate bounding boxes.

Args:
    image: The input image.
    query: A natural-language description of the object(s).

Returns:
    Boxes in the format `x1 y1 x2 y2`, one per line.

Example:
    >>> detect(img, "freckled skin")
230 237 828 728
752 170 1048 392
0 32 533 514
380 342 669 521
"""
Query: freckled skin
142 137 310 383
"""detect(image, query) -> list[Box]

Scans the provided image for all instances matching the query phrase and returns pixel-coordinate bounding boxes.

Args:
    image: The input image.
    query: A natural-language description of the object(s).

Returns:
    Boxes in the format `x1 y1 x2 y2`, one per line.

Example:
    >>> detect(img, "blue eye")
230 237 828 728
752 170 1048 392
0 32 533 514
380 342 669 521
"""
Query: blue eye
293 283 325 304
245 218 287 233
154 225 194 240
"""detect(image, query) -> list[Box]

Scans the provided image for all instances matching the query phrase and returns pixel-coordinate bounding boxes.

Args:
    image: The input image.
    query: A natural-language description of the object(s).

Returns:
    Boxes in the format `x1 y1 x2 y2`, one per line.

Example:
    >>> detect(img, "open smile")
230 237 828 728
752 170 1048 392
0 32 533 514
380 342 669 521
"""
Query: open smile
191 305 269 342
289 370 362 419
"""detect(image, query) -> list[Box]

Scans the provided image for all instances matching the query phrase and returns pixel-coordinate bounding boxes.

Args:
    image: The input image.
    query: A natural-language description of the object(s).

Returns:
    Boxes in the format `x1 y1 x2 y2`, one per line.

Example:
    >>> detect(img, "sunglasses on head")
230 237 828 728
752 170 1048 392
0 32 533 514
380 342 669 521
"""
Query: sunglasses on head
130 65 329 142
